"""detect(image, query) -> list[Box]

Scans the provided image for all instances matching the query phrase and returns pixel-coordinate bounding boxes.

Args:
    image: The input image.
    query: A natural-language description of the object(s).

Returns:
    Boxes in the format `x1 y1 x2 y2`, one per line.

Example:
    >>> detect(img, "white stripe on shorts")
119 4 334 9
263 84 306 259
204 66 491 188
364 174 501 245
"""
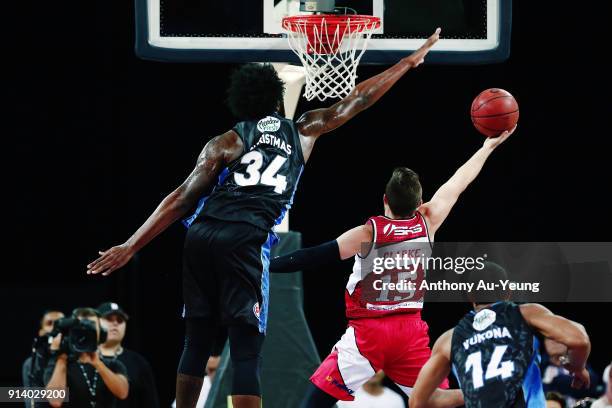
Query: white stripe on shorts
335 326 377 394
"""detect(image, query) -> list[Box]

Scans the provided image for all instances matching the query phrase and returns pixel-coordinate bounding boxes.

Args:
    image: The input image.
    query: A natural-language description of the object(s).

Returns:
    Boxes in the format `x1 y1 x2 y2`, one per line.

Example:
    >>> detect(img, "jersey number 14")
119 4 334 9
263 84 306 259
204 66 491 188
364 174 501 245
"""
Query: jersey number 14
465 345 515 389
234 151 288 193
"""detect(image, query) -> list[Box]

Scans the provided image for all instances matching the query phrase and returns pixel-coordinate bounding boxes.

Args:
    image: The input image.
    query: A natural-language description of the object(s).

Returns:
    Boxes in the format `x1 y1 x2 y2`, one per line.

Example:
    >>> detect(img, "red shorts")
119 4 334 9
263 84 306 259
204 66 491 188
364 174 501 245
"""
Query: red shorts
310 313 449 401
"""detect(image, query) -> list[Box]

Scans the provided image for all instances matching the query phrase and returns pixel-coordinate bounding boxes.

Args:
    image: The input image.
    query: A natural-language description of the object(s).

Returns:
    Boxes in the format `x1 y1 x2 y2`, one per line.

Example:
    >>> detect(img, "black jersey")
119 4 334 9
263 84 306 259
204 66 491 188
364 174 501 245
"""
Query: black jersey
451 302 545 408
185 113 305 232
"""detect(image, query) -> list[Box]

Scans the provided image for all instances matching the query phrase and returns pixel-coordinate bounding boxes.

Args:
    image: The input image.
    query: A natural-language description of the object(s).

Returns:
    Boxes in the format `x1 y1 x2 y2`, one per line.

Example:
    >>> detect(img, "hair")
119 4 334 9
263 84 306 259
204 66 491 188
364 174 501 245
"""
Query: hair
466 262 510 304
39 309 64 329
71 307 99 319
226 63 285 121
545 392 567 408
385 168 422 217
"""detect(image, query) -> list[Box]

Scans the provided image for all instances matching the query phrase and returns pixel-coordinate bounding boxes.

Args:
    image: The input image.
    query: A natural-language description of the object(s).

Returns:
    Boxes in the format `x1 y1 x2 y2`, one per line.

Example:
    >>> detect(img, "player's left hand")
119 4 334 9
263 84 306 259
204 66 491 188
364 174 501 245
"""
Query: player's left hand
87 243 135 276
406 28 441 67
571 368 591 389
483 125 517 150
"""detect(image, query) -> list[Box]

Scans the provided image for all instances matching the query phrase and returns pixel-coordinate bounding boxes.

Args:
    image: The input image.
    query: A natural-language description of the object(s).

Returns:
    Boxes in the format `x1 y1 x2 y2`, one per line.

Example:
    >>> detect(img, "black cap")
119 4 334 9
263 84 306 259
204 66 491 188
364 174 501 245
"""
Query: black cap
97 302 129 321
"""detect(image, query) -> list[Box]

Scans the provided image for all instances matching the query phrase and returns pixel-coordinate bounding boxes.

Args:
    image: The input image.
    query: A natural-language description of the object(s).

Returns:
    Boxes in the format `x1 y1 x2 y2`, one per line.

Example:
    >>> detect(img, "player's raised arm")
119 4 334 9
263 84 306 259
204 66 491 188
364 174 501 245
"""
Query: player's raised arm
87 130 244 276
418 127 515 238
410 329 464 408
269 224 372 273
520 303 591 388
295 29 441 150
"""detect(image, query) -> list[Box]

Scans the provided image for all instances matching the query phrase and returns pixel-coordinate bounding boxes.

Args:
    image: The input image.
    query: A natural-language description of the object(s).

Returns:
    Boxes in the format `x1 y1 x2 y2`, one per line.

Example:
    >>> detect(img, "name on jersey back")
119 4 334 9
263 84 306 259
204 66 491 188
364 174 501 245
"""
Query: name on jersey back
253 134 293 156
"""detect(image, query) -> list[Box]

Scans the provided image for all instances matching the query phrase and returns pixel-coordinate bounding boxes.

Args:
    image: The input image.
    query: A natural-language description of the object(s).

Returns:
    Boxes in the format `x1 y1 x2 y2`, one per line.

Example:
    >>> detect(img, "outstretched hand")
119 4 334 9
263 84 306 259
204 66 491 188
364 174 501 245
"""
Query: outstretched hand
87 243 134 276
406 28 442 67
483 125 517 150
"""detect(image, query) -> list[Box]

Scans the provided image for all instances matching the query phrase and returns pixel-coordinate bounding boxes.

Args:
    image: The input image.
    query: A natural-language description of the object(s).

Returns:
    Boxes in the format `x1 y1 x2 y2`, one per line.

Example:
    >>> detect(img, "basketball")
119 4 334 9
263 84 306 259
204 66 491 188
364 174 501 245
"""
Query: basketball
471 88 519 137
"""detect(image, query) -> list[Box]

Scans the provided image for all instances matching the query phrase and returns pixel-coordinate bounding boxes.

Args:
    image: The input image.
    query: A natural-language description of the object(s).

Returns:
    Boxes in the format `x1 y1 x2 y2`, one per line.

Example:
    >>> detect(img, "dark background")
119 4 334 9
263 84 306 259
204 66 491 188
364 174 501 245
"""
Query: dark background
3 1 611 406
161 0 486 39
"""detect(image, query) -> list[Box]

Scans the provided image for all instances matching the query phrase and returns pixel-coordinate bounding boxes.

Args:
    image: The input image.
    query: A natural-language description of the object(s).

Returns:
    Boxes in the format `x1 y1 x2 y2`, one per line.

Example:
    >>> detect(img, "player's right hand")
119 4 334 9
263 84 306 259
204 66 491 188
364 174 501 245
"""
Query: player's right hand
571 368 591 389
483 125 517 150
87 243 134 276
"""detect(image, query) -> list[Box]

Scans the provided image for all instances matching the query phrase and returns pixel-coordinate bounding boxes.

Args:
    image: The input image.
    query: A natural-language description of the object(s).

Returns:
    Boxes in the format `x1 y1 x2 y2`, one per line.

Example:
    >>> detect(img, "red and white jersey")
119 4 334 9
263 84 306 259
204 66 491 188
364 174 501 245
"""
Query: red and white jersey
345 213 432 319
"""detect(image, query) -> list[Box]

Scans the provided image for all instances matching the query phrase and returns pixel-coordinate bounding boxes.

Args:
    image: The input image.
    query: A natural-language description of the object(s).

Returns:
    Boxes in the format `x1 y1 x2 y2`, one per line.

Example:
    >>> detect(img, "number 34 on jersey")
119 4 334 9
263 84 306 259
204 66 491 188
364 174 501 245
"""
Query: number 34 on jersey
234 151 288 194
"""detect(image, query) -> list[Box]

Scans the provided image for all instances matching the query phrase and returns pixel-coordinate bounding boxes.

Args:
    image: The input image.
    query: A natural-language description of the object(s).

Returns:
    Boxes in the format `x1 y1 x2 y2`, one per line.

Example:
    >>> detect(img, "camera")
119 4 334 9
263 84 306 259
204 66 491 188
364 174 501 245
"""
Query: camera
31 333 53 356
51 317 107 355
27 334 55 386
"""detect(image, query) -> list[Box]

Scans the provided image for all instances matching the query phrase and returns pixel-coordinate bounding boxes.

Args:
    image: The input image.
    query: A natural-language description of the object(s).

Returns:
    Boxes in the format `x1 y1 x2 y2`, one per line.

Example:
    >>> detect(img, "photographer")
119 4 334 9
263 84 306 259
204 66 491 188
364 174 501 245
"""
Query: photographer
22 310 65 408
44 307 129 407
97 302 159 408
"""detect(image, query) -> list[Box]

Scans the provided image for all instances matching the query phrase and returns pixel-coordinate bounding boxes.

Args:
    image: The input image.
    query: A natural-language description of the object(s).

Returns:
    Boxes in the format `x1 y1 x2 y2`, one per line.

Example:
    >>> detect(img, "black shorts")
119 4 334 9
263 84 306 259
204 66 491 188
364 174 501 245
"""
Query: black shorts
182 217 273 333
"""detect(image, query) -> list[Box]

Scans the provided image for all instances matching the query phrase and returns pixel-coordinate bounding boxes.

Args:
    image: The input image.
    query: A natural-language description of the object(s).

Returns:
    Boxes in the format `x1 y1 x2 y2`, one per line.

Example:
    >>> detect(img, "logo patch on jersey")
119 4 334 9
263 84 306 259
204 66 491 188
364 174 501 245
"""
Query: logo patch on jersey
473 309 496 331
383 223 423 237
253 302 261 320
257 116 281 133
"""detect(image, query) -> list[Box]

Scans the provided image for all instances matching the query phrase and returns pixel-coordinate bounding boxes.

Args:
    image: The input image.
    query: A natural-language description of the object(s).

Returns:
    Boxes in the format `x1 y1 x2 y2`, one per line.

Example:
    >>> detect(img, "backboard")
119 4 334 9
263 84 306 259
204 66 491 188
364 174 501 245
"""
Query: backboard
135 0 512 64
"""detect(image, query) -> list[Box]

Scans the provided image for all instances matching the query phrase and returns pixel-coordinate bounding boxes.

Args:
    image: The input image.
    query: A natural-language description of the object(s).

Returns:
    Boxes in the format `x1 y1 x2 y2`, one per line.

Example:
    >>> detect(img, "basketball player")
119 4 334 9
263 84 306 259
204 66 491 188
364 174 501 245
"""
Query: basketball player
270 127 516 407
409 262 591 408
86 29 442 408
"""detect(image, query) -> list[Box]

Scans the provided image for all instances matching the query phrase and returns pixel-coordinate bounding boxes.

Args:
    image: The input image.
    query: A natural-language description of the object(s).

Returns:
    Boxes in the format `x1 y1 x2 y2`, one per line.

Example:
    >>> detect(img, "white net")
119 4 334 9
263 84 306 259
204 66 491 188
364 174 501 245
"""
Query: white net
283 15 380 101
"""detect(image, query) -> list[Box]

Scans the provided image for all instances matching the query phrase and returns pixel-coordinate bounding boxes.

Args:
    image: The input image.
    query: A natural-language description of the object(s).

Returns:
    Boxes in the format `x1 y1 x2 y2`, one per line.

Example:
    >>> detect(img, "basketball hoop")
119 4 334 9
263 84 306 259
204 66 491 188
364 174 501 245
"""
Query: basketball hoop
282 14 380 101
